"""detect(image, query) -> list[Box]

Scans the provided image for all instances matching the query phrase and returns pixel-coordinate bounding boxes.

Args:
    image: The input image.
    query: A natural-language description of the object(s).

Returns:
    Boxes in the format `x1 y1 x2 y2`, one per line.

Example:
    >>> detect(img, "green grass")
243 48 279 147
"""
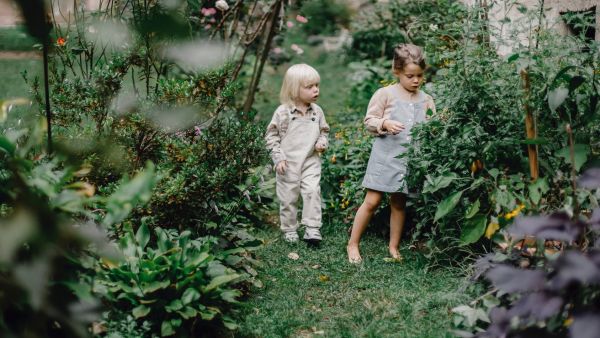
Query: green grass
0 59 42 99
236 227 470 338
251 33 354 124
0 26 38 51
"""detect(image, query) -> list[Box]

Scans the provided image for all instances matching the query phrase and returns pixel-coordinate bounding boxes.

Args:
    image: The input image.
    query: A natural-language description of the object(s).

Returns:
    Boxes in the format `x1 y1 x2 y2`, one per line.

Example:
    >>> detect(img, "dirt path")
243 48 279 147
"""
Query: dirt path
0 51 41 59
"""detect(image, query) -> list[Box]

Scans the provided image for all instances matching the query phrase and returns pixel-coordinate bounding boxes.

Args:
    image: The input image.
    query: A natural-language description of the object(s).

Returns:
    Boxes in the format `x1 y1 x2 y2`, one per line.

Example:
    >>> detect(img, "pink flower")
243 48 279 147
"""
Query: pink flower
272 47 283 54
205 24 212 30
290 44 304 55
296 15 308 23
201 7 217 16
215 0 229 11
286 21 294 28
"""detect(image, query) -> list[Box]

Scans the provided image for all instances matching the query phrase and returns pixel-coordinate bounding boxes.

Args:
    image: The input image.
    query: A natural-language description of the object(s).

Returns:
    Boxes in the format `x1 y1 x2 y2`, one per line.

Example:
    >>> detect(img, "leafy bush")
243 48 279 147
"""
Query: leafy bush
148 114 269 233
299 0 351 36
451 168 600 338
348 0 466 64
0 122 158 338
94 223 251 336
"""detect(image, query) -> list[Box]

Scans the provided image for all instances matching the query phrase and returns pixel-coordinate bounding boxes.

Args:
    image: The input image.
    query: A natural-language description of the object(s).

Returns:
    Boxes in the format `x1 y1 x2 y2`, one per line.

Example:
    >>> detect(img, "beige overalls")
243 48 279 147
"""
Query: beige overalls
265 104 329 238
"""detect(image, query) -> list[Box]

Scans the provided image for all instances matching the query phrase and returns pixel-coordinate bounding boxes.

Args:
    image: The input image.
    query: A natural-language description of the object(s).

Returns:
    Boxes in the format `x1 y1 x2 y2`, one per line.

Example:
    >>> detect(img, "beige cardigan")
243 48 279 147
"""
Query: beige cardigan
364 85 436 135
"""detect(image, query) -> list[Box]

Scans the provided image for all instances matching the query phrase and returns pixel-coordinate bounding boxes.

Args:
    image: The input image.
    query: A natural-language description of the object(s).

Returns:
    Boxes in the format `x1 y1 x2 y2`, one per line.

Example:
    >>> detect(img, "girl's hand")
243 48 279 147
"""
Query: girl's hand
383 120 405 134
315 142 326 153
276 160 288 175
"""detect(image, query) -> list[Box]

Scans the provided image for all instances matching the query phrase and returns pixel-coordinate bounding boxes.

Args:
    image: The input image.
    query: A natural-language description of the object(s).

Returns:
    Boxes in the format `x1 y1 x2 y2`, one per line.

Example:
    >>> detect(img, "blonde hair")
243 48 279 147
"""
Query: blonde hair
393 43 426 70
279 64 320 106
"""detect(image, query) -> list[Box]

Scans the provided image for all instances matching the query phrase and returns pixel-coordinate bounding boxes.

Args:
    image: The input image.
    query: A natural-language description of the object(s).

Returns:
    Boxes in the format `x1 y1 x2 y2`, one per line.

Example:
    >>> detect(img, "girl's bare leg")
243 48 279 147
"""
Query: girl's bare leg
347 189 383 262
389 192 407 259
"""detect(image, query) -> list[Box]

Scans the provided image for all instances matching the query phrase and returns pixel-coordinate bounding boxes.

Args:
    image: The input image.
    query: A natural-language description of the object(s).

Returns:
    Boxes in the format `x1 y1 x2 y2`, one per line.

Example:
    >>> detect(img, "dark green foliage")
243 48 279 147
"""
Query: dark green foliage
299 0 351 36
348 0 466 64
149 115 269 233
95 223 250 336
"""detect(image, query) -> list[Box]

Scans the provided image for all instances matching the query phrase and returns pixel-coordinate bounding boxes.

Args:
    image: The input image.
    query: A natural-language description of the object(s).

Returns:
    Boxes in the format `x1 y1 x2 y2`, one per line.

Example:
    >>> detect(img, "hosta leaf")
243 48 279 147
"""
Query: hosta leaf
135 222 150 250
181 288 200 305
132 304 151 319
177 306 197 319
165 299 183 312
203 274 241 293
220 289 242 303
222 315 239 330
161 320 175 337
434 191 463 222
460 214 487 245
142 280 170 293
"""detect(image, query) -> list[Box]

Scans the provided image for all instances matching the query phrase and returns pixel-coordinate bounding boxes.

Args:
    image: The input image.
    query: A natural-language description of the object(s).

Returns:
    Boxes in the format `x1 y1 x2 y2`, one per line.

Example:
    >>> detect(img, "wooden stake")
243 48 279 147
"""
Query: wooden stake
520 69 538 181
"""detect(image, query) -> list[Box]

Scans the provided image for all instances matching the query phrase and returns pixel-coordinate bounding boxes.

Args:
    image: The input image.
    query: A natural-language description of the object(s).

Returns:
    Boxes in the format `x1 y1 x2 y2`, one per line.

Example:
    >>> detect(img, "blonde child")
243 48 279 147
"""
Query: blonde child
347 44 435 263
265 64 330 243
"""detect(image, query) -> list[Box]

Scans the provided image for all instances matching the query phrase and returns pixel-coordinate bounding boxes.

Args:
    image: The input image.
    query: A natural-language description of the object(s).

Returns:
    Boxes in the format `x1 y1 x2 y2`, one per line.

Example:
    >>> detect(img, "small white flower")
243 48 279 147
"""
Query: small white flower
215 0 229 11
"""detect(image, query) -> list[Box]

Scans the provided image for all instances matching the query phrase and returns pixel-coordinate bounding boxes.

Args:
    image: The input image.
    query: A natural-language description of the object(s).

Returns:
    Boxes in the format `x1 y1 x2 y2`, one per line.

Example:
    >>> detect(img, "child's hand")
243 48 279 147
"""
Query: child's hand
383 120 405 135
276 160 288 175
315 142 326 153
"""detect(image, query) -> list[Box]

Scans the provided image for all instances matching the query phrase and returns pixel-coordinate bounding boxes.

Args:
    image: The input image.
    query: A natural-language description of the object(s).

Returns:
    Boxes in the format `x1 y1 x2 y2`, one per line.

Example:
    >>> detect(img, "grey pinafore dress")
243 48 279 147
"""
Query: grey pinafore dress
361 90 428 193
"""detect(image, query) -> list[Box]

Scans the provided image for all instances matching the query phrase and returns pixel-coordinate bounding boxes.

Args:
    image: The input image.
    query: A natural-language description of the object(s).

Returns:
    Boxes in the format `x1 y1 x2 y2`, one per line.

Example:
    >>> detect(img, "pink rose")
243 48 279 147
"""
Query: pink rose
201 7 217 16
286 21 294 28
296 15 308 23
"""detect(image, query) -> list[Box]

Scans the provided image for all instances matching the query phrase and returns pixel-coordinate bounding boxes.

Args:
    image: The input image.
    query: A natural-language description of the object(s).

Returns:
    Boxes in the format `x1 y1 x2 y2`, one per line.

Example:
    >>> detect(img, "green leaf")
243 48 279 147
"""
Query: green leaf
132 304 151 319
465 199 480 219
142 280 170 293
203 274 241 293
0 136 16 155
181 288 200 305
488 168 500 179
161 320 175 337
556 144 590 172
423 172 458 194
548 87 569 112
220 289 241 303
177 306 198 319
434 191 463 222
460 215 487 245
135 222 150 250
222 316 239 330
165 299 183 312
528 177 549 205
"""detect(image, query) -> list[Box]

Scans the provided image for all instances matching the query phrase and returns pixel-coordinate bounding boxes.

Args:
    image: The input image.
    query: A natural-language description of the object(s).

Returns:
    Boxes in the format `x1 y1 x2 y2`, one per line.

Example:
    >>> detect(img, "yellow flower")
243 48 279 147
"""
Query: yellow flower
564 317 574 327
504 204 525 220
331 155 337 164
485 223 500 239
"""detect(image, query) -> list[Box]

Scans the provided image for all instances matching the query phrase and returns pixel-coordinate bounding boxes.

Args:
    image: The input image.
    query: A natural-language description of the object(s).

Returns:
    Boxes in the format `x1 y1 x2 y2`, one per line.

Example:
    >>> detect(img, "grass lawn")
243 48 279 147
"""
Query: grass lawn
237 227 470 338
251 34 354 124
0 26 37 51
0 59 42 99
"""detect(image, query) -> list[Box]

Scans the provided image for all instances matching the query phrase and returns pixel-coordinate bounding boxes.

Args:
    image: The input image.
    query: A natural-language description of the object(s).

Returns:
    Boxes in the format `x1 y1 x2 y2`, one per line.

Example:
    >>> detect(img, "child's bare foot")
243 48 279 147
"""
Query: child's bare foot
347 244 362 263
389 248 402 261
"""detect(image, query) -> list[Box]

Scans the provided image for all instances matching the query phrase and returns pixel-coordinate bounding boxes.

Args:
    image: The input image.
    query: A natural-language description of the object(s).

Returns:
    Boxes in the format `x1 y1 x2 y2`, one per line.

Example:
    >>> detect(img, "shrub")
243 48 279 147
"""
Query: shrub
94 223 251 336
299 0 351 36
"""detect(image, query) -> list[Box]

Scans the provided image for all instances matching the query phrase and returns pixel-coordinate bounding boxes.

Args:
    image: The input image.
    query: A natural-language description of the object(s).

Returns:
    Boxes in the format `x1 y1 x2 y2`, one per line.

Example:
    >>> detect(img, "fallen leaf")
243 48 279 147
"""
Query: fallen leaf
319 275 330 282
287 252 299 260
311 264 320 269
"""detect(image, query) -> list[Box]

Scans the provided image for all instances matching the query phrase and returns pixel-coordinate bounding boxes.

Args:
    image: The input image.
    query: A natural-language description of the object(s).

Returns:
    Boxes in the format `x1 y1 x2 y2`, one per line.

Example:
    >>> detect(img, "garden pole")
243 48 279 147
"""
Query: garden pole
520 69 538 181
43 39 53 154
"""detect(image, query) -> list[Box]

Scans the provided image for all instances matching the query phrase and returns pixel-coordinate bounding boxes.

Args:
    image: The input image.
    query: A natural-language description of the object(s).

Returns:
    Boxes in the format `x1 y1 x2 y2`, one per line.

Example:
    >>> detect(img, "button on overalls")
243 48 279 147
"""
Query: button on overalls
276 110 322 235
